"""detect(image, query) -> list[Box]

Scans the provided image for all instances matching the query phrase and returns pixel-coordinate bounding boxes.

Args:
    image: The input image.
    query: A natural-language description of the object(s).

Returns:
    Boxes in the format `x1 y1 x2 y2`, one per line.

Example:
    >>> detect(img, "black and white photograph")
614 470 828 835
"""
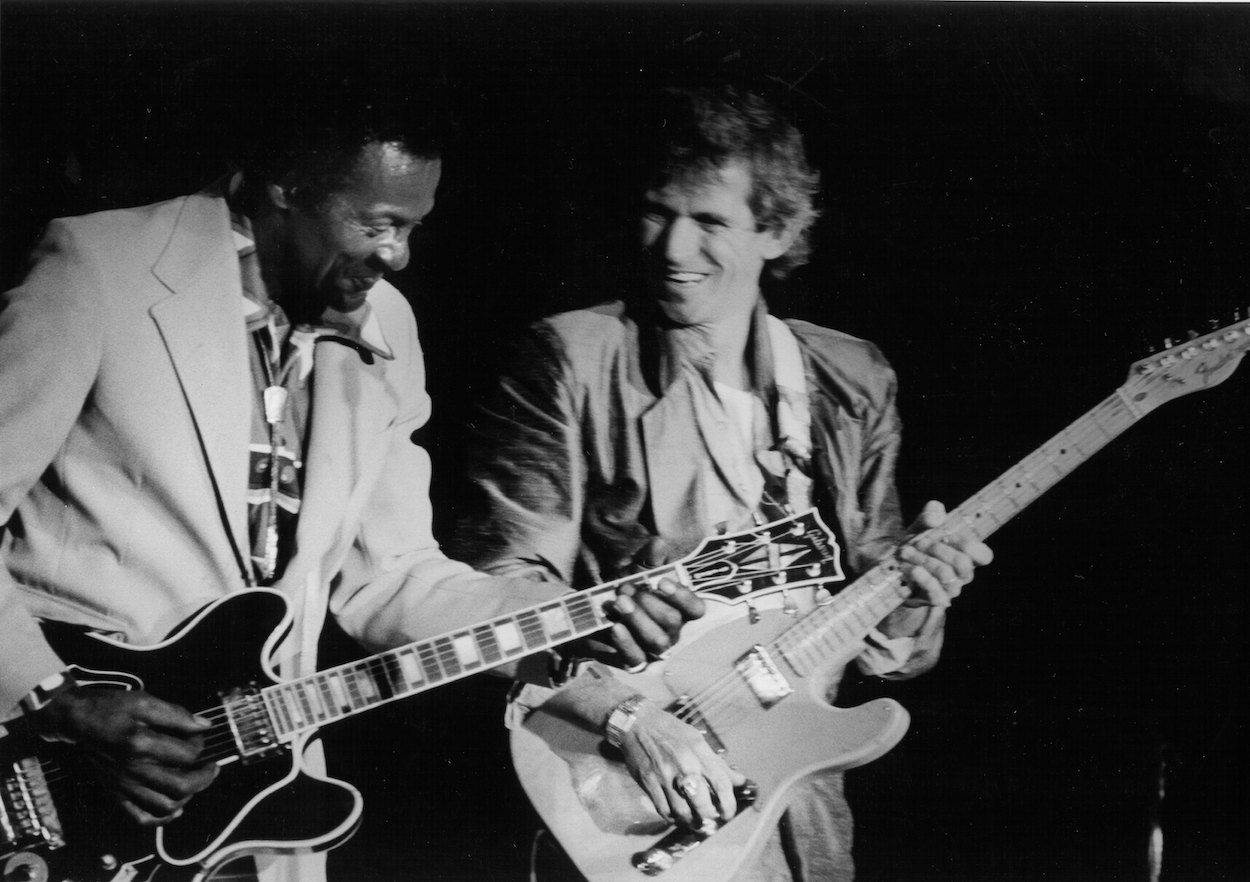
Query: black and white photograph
2 3 1248 881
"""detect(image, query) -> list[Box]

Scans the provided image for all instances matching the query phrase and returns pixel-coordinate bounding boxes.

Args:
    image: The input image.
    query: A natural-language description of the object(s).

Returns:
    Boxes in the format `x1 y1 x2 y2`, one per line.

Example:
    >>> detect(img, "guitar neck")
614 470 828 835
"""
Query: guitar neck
258 576 640 742
773 389 1140 674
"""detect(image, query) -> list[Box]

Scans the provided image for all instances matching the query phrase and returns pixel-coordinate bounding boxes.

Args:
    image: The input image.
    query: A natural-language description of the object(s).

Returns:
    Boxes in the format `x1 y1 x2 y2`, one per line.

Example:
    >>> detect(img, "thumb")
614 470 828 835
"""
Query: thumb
913 499 948 532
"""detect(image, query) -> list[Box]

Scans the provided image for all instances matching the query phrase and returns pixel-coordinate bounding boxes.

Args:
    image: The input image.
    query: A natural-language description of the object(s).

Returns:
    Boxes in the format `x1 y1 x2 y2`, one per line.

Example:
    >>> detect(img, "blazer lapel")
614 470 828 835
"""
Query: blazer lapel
149 194 252 572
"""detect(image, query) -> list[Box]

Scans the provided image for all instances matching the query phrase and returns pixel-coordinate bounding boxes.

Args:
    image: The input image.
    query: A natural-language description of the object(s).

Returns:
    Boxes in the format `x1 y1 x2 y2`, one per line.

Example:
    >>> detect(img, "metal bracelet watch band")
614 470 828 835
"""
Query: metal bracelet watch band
604 693 648 748
19 670 78 715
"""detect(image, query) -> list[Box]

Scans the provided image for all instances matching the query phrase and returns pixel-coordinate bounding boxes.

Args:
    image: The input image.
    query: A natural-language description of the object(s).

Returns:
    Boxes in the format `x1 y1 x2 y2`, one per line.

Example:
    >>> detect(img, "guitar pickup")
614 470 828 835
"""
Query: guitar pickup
631 781 759 876
221 685 284 763
734 645 793 708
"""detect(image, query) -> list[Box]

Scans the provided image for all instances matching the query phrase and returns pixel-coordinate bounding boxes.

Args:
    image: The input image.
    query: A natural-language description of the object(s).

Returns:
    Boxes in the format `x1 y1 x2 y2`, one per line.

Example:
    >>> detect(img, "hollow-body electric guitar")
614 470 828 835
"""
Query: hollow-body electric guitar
1 510 842 882
511 318 1250 882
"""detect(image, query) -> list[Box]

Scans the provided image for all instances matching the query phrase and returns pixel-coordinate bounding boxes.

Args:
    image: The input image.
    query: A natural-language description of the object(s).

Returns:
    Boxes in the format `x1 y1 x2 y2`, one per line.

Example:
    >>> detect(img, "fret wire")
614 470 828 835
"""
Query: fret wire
263 689 293 736
292 683 316 723
474 625 503 665
456 632 485 669
322 671 347 714
516 610 546 651
434 637 462 677
303 680 328 721
348 664 373 706
492 616 526 656
417 644 443 683
374 653 404 696
397 648 425 687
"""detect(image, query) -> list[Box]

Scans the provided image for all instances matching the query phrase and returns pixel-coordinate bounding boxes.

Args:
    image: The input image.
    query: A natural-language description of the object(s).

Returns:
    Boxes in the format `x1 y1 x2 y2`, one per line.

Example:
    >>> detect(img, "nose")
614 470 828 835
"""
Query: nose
375 229 410 272
661 217 701 263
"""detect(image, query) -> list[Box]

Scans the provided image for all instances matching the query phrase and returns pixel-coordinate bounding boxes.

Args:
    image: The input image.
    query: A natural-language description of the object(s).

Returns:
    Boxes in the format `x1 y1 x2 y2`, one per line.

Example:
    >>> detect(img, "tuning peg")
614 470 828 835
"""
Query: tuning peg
1163 337 1175 349
1186 329 1199 340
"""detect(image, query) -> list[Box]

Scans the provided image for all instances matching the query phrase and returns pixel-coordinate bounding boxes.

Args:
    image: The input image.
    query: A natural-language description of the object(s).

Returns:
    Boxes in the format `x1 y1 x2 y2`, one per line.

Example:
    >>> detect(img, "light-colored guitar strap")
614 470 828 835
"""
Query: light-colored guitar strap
766 315 814 513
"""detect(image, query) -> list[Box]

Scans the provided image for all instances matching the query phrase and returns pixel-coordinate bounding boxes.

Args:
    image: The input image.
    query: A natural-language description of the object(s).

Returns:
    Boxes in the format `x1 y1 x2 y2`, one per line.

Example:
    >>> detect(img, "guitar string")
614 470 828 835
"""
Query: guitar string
27 402 1135 806
658 401 1130 728
273 395 1127 751
16 395 1152 842
36 401 1125 771
29 525 867 771
176 531 804 758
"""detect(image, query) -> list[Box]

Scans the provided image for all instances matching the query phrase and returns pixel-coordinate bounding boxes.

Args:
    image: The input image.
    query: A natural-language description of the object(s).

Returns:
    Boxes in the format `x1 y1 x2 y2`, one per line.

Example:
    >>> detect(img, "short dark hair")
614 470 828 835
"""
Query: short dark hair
232 63 452 210
633 85 821 280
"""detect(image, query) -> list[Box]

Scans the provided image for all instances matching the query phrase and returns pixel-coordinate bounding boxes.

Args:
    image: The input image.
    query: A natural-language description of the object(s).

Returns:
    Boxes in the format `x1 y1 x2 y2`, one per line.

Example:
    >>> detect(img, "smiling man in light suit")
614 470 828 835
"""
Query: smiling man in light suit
0 72 700 881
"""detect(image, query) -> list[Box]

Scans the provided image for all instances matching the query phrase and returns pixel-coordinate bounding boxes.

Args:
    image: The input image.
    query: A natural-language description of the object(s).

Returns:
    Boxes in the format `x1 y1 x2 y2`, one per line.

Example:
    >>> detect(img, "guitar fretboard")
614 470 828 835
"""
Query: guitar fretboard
245 507 844 744
774 391 1140 676
259 585 621 740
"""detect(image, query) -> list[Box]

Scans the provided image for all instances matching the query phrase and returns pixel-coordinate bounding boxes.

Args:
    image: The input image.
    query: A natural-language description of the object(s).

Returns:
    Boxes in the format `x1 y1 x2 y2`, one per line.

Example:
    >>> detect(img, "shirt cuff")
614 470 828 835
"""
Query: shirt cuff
19 670 77 716
858 628 916 676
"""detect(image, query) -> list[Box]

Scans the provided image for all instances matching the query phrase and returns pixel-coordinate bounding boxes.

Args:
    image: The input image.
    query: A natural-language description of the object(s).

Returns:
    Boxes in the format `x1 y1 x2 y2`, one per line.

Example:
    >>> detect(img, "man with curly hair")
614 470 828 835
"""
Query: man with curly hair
462 84 993 880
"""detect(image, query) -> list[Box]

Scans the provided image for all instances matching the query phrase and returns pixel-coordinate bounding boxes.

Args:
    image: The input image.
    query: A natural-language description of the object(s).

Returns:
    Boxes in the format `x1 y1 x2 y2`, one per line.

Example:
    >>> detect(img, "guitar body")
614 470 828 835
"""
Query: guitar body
40 591 361 881
512 598 910 882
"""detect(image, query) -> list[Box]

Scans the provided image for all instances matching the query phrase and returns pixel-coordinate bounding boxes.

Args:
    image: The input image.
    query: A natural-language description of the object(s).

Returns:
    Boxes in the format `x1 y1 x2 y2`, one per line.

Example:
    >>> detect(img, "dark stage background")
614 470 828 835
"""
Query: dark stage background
3 3 1249 881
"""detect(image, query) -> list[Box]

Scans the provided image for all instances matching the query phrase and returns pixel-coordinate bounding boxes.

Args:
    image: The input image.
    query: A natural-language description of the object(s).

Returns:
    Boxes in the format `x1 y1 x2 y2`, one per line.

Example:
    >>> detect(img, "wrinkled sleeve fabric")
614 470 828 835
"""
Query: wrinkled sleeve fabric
328 306 566 654
846 347 945 680
0 221 106 714
457 326 587 585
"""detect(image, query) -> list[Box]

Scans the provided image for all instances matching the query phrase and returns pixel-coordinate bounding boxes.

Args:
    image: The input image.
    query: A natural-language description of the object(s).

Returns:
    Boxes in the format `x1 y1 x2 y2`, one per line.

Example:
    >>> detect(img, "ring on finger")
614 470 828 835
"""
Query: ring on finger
674 774 702 796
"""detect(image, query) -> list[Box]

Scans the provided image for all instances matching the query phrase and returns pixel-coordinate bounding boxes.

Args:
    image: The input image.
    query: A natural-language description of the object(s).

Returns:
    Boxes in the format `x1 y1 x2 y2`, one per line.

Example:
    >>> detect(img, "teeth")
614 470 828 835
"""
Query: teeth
668 272 705 283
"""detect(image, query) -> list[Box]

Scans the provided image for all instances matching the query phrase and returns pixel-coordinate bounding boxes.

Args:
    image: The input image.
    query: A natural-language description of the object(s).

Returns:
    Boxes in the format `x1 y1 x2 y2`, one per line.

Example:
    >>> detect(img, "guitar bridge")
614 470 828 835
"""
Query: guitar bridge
1 754 64 853
221 684 283 763
632 781 759 875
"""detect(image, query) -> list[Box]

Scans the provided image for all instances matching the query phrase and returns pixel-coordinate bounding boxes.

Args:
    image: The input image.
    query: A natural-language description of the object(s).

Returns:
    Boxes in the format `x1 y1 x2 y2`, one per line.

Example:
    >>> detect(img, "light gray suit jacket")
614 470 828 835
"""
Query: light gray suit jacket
0 188 558 714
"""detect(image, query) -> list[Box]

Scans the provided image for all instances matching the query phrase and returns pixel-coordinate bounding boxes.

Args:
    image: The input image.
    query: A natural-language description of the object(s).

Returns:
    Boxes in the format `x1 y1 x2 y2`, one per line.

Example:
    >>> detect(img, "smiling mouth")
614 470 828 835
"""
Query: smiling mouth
662 271 709 287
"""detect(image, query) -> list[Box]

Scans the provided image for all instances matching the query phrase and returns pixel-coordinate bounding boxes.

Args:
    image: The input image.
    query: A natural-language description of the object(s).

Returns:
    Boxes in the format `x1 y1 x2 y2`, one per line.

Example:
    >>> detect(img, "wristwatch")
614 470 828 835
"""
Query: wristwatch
604 693 648 748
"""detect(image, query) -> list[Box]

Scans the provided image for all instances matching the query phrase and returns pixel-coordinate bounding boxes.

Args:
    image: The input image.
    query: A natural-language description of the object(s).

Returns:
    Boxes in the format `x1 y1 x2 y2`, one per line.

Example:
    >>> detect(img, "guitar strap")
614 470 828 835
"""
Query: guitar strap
761 314 814 515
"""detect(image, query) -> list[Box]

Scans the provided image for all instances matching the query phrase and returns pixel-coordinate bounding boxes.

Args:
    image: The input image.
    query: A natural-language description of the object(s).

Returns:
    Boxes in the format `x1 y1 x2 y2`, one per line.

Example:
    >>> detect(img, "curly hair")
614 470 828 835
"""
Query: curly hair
635 85 821 280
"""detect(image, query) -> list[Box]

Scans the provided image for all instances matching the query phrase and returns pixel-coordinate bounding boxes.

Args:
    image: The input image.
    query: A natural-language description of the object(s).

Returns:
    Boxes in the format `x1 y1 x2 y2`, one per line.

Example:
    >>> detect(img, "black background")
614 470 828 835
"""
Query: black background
3 3 1249 880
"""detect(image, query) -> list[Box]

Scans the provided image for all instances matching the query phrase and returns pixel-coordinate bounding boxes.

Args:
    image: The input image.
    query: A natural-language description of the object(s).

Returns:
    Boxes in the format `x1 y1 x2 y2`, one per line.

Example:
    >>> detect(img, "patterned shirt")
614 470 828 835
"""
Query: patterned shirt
229 210 394 585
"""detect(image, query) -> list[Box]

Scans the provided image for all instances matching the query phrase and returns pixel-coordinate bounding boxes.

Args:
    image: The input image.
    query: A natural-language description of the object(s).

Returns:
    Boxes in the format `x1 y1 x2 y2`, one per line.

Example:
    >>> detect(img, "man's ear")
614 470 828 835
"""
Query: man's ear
266 182 294 211
760 222 799 261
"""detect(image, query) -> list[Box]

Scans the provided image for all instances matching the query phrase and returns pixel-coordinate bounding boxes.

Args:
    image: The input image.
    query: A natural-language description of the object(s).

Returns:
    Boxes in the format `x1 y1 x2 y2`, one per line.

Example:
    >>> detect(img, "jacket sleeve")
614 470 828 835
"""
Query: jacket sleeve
454 325 588 584
327 308 567 654
0 220 106 715
850 351 946 680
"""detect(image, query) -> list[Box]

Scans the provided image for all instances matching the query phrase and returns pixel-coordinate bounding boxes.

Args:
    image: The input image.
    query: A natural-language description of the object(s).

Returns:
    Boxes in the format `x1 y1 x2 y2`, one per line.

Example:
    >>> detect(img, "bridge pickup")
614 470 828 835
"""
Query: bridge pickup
631 781 759 876
734 645 793 708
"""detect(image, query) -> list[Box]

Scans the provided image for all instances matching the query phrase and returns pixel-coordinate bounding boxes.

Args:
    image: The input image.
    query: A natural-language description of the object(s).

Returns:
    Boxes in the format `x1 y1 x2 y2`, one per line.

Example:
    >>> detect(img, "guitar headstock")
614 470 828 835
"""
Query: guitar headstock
673 509 846 605
1122 316 1250 415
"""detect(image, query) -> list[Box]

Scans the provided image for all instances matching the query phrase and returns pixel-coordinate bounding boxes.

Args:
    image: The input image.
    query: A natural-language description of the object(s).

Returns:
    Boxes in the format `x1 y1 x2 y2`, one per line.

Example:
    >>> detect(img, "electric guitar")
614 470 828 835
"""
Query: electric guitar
511 317 1250 882
6 510 841 882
